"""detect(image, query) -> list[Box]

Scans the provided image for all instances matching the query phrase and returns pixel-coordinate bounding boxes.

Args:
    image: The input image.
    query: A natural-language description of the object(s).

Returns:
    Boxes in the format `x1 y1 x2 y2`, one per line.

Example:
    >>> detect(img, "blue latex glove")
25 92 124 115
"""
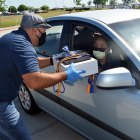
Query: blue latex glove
65 63 86 84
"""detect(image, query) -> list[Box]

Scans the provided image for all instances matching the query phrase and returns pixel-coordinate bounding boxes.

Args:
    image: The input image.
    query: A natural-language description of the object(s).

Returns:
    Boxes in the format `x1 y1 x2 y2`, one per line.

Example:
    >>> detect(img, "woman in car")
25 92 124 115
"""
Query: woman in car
87 33 120 93
92 33 119 72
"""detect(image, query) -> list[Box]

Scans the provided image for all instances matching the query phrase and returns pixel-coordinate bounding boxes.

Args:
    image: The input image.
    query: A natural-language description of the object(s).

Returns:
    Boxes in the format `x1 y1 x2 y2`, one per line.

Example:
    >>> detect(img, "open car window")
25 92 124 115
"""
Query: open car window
35 24 63 56
72 25 94 54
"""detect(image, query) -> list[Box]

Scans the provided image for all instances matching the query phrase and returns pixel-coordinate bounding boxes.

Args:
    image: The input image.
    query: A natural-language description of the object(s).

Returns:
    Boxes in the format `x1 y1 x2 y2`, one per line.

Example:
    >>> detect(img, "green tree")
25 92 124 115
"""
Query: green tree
87 0 92 6
28 6 35 12
82 3 85 7
0 0 5 7
73 0 82 6
18 4 28 12
0 0 6 12
8 6 17 13
93 0 108 9
0 6 5 12
34 8 39 13
122 0 131 5
109 0 117 7
41 5 49 11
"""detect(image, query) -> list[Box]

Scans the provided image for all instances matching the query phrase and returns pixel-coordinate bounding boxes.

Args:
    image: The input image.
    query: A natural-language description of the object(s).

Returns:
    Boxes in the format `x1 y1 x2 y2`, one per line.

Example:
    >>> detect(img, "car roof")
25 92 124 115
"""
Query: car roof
51 9 140 24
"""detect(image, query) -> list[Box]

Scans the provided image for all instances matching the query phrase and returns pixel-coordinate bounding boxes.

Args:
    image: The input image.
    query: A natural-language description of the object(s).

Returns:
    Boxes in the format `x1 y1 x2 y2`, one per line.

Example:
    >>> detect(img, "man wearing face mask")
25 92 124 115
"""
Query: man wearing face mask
0 13 85 140
92 33 120 72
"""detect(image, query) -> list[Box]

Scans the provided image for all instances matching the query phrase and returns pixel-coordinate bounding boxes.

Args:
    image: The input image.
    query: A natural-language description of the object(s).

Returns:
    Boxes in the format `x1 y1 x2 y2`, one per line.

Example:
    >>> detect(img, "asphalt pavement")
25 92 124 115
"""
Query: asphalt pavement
14 98 85 140
0 27 85 140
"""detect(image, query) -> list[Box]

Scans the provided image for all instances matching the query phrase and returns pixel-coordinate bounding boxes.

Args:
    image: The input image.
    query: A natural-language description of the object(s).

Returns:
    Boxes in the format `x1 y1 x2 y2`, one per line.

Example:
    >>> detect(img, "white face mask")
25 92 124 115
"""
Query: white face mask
93 50 106 60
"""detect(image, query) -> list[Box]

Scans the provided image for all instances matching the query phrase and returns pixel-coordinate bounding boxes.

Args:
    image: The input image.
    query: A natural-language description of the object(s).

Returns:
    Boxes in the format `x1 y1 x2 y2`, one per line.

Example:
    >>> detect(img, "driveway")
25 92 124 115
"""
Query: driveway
14 98 85 140
0 26 19 37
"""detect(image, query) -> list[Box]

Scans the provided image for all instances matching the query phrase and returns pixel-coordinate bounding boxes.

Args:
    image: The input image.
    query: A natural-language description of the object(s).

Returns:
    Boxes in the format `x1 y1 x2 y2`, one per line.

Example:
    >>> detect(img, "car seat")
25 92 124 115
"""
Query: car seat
73 28 94 55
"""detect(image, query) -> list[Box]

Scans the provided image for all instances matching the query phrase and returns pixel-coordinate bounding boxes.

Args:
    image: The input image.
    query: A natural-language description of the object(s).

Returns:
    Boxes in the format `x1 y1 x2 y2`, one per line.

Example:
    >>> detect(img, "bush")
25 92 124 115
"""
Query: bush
65 8 74 11
75 7 83 11
51 8 60 10
83 7 90 10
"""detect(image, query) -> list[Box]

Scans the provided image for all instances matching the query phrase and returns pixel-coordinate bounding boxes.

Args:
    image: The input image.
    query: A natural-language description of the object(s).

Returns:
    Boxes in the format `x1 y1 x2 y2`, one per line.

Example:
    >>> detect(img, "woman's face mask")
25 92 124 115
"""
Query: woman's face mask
93 50 106 60
93 37 110 60
93 48 111 60
36 29 46 46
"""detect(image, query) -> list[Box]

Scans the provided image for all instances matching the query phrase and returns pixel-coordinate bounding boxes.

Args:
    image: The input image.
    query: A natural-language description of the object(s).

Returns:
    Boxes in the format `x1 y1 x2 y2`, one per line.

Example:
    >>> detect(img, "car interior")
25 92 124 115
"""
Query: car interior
72 25 124 70
72 26 94 55
71 25 140 88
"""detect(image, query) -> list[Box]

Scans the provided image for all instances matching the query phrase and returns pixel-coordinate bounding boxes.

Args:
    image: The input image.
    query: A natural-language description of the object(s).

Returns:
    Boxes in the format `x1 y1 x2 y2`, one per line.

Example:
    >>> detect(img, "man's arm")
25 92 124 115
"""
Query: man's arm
22 63 85 90
22 71 67 90
38 57 52 68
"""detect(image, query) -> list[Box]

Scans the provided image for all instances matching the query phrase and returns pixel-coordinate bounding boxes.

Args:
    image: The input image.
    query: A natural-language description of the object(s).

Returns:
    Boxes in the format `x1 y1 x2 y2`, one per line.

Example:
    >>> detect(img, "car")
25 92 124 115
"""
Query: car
18 9 140 140
115 5 132 9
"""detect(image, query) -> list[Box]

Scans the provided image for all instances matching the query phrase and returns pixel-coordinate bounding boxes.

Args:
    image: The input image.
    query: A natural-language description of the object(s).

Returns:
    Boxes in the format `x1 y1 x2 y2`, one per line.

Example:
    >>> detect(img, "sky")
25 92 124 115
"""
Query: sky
5 0 124 9
5 0 93 9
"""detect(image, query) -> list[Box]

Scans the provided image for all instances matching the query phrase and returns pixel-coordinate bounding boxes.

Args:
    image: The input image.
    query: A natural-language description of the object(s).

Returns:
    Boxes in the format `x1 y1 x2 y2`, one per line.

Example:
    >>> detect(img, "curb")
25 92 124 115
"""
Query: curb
0 26 19 31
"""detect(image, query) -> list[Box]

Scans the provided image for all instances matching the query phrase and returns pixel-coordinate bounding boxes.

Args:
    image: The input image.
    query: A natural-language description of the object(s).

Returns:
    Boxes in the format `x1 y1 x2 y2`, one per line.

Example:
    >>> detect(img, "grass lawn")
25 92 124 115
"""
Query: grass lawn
0 10 77 28
0 8 101 28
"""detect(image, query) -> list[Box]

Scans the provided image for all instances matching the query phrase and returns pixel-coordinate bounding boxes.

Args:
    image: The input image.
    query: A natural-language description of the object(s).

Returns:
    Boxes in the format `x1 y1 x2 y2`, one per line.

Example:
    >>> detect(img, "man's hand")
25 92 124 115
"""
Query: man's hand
65 63 86 84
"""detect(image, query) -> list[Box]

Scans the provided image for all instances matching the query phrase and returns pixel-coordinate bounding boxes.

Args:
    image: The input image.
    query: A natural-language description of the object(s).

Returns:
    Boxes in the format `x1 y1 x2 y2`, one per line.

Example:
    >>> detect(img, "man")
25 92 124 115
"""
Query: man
0 13 84 140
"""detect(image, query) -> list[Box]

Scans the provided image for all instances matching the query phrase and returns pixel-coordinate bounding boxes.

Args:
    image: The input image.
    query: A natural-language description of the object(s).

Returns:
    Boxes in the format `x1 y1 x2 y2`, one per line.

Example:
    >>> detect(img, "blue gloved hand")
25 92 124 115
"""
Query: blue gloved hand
65 63 86 84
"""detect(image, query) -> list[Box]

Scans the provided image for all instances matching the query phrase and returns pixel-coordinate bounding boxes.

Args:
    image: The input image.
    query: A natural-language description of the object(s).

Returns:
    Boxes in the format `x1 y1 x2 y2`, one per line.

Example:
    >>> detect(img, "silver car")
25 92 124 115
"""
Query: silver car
19 9 140 140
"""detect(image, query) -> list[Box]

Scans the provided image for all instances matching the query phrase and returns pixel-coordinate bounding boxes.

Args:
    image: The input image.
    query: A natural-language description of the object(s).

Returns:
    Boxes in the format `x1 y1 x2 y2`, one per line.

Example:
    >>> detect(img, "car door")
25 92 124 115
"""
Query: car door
59 21 140 140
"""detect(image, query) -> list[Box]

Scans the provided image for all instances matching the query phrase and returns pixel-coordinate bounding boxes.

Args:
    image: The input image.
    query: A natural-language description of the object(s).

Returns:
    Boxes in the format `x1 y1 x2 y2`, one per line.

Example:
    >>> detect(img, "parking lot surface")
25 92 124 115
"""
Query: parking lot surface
14 98 85 140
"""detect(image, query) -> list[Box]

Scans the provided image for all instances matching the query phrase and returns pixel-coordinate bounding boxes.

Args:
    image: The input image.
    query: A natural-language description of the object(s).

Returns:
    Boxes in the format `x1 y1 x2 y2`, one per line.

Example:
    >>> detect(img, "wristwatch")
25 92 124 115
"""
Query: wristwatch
50 57 53 65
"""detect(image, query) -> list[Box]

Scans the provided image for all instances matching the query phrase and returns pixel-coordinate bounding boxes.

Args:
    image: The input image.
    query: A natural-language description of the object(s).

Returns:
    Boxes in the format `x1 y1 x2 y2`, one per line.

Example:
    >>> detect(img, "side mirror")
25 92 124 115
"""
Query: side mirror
96 67 135 88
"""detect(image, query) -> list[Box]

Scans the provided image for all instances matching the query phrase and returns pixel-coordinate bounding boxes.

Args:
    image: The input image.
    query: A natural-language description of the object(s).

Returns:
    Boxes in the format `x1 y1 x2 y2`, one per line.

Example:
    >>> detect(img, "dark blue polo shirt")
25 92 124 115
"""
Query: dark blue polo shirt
0 28 40 100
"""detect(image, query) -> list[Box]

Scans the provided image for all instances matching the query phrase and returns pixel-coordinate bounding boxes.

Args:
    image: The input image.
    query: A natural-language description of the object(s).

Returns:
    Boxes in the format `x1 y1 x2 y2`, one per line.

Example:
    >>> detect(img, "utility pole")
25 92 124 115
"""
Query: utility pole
9 0 11 13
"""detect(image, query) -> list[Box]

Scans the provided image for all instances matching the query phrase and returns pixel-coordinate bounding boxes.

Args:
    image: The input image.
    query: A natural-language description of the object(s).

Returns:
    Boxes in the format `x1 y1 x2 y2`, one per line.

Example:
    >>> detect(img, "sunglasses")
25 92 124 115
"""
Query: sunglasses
93 47 107 52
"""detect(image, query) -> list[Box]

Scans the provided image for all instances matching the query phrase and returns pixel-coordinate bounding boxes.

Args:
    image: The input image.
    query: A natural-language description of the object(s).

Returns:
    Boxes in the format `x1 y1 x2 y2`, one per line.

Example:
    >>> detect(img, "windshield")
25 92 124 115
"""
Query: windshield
110 18 140 57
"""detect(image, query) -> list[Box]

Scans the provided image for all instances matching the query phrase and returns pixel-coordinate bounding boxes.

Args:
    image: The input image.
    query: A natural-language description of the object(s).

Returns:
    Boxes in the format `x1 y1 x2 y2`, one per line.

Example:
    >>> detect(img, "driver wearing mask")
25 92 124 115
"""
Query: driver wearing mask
92 33 117 72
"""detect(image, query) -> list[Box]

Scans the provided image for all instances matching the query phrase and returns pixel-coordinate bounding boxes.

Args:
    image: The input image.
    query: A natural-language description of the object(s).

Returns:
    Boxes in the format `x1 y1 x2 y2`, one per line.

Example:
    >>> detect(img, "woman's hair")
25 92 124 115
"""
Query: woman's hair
92 32 109 50
94 32 108 43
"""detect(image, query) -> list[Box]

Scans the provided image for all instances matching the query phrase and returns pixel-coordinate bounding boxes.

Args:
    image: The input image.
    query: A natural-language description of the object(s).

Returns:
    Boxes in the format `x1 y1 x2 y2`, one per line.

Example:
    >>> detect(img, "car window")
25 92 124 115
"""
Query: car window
72 25 94 54
36 25 63 56
70 24 124 73
110 18 140 57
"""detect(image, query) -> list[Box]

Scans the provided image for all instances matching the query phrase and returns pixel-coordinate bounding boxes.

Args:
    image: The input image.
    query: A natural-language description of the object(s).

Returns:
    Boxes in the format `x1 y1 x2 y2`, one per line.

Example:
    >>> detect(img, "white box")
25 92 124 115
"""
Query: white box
53 57 98 77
